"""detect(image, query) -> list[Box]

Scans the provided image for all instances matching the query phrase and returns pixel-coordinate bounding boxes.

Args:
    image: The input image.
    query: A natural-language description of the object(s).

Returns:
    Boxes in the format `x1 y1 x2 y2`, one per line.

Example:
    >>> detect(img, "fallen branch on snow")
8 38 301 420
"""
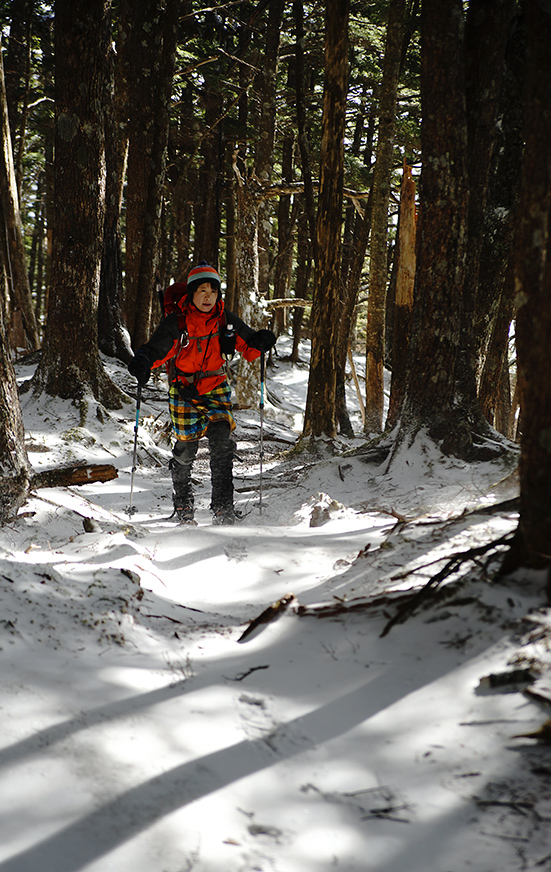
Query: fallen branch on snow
296 532 514 637
380 531 514 636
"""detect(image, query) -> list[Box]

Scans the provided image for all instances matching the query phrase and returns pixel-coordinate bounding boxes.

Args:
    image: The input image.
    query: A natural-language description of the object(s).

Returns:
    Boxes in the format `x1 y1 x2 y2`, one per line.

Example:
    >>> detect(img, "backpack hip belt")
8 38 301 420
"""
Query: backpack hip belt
174 367 226 385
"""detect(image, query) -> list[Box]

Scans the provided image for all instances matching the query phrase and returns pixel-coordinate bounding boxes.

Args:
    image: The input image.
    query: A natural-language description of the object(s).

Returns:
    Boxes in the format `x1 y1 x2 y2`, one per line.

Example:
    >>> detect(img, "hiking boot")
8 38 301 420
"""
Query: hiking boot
212 506 237 526
175 504 196 524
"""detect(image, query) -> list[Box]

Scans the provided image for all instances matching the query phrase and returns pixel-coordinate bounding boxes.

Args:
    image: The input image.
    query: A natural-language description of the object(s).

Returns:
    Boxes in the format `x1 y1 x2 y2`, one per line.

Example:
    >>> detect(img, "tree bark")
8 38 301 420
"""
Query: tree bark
0 35 40 351
478 258 514 434
233 177 263 408
477 10 525 424
4 0 34 170
290 204 311 363
256 0 284 300
30 0 123 409
395 0 470 456
293 0 318 264
232 0 283 406
122 0 179 350
98 40 132 362
273 132 296 335
335 85 376 436
456 0 516 420
364 0 407 434
507 0 551 571
302 0 349 440
387 161 416 430
0 305 31 523
193 83 223 267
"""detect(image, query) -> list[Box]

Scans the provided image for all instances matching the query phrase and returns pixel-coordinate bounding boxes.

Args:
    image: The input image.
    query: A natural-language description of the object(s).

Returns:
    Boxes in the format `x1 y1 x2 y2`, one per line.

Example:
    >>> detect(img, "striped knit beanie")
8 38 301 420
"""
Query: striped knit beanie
186 261 221 299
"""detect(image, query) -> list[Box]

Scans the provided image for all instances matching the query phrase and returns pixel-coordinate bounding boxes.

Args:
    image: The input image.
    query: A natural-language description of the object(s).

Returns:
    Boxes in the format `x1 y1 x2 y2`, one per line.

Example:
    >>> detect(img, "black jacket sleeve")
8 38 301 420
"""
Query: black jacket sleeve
225 310 256 345
139 313 181 367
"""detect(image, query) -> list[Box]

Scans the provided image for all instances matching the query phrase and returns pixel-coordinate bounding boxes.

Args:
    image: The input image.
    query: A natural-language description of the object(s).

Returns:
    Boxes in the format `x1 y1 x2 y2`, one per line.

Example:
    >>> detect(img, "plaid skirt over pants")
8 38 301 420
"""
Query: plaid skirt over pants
168 381 236 441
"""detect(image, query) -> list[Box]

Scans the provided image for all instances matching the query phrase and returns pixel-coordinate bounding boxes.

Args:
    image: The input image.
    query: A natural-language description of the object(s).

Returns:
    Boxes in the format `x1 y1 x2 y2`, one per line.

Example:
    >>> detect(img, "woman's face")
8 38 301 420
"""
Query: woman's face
192 282 218 312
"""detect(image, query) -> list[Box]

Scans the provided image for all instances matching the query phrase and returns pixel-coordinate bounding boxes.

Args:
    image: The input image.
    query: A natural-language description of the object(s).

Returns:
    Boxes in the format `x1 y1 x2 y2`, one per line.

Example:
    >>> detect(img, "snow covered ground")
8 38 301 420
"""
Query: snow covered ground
1 337 551 872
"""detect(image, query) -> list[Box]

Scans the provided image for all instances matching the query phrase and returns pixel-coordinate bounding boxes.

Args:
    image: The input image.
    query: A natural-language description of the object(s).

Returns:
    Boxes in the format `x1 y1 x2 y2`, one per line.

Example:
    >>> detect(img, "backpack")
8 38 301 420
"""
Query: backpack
159 281 188 316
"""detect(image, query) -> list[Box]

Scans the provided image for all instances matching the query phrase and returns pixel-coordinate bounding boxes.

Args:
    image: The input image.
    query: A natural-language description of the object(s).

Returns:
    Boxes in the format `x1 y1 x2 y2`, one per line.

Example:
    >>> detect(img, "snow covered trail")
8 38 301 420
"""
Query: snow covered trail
3 347 551 872
2 477 550 872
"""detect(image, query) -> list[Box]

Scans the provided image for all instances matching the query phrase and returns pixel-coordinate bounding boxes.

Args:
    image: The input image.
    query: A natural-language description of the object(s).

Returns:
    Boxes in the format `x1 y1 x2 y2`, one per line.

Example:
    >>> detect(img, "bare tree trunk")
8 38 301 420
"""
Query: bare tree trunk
335 86 376 436
232 0 283 406
457 0 516 421
30 0 123 410
477 10 525 424
290 204 311 362
224 175 237 313
193 85 223 267
98 41 132 362
121 0 179 350
479 259 515 433
293 0 317 263
3 0 34 177
256 0 284 300
234 178 262 408
386 161 416 430
505 0 551 573
0 35 39 351
273 132 295 335
364 0 407 434
0 306 31 523
302 0 349 440
392 0 471 457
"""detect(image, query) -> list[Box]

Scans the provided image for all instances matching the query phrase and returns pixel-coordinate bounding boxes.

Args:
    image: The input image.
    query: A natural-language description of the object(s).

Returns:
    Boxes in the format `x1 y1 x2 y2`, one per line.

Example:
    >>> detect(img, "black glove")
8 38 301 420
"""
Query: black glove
177 382 200 401
248 329 277 352
128 350 151 386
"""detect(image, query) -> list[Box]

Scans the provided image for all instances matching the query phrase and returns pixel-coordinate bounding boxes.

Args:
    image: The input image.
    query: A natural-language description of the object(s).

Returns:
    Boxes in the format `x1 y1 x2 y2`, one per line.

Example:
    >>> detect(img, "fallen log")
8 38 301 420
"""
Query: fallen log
30 463 118 489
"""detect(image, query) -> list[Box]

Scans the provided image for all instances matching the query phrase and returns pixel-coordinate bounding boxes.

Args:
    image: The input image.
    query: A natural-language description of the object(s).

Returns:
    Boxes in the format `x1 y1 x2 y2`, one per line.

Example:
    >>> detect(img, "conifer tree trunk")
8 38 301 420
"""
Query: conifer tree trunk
255 0 284 300
121 0 179 350
193 85 223 267
392 0 471 457
0 306 30 523
506 0 551 572
335 95 376 435
478 12 525 434
364 0 406 434
478 265 514 434
31 0 123 409
293 0 317 262
234 177 262 408
273 133 296 335
477 10 525 426
302 0 349 440
233 0 283 407
456 0 516 424
0 35 39 351
98 41 132 363
290 206 311 363
386 162 416 430
4 0 34 150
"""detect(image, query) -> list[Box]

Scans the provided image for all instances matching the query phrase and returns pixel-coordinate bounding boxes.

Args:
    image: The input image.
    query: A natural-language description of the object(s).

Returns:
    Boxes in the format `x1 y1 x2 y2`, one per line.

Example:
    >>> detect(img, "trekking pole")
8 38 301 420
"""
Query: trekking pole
259 351 265 513
126 384 142 515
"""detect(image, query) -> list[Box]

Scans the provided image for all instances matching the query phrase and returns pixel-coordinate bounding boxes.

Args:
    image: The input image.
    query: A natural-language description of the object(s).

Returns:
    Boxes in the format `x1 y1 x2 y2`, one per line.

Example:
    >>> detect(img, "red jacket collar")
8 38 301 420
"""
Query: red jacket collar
179 298 224 324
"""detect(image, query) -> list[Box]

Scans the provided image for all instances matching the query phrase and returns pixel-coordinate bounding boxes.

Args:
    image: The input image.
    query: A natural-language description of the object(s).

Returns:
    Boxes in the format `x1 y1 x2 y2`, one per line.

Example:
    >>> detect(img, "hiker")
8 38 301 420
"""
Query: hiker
128 262 276 525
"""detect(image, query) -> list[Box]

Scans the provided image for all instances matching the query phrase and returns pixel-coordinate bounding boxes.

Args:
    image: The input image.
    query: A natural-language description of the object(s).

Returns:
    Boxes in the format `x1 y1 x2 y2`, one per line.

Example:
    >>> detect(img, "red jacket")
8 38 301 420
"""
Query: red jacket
142 299 260 395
